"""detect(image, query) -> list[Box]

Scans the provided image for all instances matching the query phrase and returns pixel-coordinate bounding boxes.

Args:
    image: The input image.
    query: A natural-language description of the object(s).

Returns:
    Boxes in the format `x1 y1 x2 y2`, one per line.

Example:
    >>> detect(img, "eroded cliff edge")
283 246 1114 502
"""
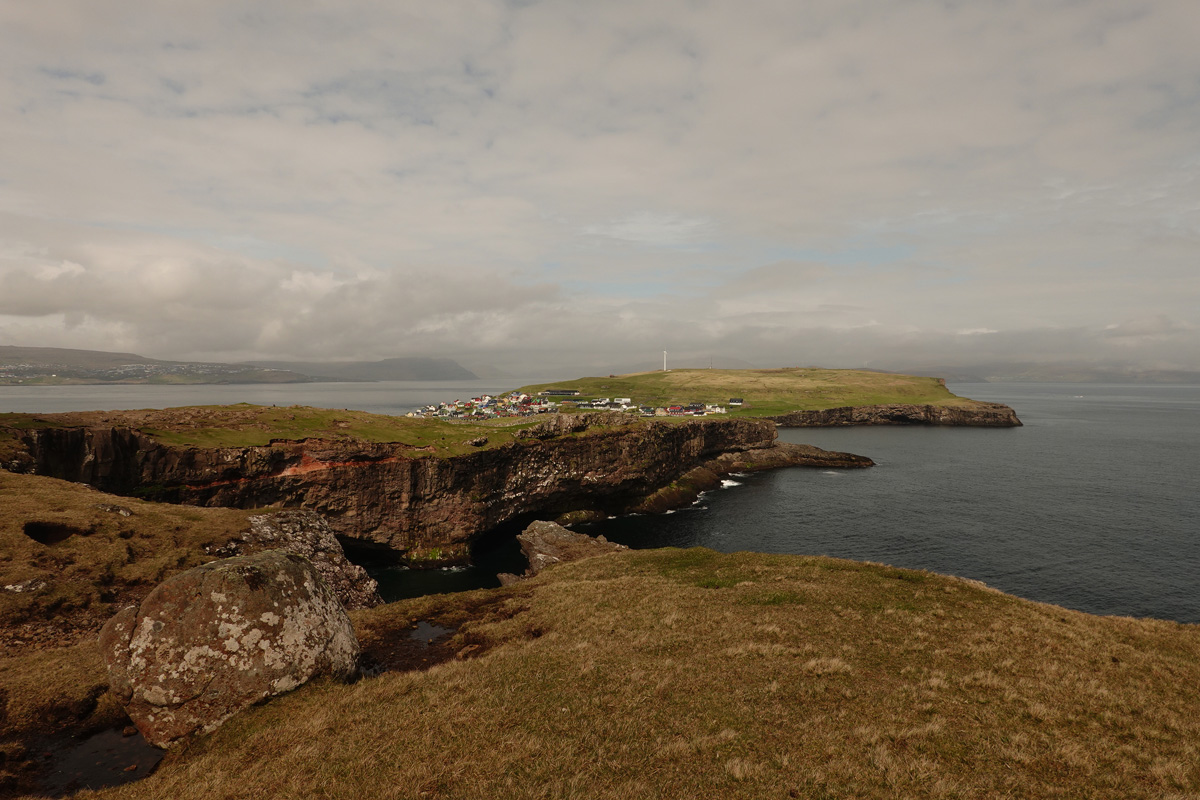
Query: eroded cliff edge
769 402 1022 427
3 414 871 563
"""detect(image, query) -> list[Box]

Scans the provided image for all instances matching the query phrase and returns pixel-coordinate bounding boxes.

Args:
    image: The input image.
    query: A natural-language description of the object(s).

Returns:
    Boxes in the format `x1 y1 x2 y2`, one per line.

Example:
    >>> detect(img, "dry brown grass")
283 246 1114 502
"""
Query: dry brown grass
0 471 258 651
65 547 1200 800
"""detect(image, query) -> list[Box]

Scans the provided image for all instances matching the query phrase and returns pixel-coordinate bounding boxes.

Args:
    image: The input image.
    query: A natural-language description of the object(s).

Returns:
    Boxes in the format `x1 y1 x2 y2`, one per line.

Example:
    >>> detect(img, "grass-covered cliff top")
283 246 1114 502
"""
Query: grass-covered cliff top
2 472 1198 797
0 403 544 456
0 368 990 458
519 367 978 417
9 546 1199 798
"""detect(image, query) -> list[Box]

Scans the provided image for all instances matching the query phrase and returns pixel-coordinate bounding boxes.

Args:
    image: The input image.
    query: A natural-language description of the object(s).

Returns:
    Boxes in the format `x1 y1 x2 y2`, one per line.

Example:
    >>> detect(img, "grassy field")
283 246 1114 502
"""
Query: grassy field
0 404 543 457
30 548 1196 800
519 368 978 417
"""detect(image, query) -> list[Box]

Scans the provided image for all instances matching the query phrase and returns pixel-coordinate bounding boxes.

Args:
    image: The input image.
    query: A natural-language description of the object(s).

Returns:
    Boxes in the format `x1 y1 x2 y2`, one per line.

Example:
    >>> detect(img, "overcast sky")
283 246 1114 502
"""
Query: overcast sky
1 0 1197 376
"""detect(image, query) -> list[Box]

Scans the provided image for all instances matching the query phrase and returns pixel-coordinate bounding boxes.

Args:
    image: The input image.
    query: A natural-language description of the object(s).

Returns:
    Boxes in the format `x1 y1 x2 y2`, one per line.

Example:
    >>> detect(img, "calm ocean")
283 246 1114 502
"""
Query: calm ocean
3 380 1197 623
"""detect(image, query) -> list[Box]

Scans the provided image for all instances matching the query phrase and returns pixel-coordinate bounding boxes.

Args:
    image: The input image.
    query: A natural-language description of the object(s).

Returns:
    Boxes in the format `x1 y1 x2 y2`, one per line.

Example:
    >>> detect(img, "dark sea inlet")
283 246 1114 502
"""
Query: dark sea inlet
3 380 1197 623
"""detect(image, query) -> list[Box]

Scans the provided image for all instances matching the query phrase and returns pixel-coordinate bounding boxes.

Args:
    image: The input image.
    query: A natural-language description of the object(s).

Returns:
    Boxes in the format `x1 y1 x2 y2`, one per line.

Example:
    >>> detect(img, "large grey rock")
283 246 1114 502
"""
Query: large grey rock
499 520 628 584
244 510 381 610
99 550 359 748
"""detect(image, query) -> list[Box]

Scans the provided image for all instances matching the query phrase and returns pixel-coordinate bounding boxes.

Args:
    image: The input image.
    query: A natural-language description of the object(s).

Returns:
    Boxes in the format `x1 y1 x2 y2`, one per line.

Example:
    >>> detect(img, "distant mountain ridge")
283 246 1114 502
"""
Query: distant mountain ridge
1 346 170 369
0 346 477 384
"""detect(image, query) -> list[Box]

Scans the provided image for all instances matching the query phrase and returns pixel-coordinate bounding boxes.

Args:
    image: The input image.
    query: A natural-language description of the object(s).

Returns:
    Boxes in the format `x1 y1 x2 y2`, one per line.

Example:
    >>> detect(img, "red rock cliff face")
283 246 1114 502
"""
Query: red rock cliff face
14 418 778 555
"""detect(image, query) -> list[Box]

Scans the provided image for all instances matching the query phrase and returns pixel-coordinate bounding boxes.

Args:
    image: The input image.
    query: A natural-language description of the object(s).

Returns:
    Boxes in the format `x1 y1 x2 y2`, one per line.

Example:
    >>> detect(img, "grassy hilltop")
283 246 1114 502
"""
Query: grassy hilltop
519 367 977 417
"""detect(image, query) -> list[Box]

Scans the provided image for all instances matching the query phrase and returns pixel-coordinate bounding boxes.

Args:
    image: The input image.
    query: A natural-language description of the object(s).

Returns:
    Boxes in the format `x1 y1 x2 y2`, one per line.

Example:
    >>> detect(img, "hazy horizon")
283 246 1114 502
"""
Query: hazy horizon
2 2 1197 377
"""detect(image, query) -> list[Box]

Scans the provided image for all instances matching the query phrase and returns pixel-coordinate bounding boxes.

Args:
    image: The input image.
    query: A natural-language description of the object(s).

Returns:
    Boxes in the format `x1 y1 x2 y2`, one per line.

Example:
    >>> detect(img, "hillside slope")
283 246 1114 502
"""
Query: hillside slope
2 472 1197 799
61 549 1200 799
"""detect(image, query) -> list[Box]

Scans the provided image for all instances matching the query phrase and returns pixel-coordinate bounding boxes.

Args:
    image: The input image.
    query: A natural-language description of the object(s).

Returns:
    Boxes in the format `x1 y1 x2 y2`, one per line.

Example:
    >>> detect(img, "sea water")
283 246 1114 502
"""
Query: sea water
581 383 1200 623
3 381 1197 622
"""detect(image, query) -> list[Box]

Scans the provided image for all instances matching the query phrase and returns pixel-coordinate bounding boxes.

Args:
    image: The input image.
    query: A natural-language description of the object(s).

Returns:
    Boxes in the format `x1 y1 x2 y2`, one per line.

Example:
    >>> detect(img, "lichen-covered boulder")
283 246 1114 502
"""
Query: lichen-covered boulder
99 550 359 748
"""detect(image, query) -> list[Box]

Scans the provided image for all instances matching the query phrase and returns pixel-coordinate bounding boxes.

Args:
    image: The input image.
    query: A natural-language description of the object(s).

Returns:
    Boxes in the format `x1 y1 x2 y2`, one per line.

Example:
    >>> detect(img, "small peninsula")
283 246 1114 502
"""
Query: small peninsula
517 367 1022 426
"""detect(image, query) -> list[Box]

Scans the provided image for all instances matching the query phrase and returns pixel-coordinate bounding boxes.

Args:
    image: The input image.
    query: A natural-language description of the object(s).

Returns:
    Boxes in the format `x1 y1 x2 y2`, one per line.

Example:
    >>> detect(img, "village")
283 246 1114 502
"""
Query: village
406 389 741 420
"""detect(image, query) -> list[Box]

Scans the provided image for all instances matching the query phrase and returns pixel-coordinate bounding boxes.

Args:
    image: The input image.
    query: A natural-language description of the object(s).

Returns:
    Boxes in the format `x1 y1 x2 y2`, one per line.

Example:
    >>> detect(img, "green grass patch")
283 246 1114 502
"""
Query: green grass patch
0 471 262 648
0 405 543 457
519 367 981 418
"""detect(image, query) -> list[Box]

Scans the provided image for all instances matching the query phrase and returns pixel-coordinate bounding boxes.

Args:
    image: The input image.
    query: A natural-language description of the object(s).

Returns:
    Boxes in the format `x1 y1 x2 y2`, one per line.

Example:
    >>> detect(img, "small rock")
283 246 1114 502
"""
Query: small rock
2 579 47 594
96 503 133 517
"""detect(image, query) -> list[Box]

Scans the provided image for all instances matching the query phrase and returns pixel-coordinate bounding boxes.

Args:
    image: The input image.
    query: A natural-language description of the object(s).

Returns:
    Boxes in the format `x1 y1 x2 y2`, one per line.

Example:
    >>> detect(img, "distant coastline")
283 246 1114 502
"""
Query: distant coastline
0 345 477 385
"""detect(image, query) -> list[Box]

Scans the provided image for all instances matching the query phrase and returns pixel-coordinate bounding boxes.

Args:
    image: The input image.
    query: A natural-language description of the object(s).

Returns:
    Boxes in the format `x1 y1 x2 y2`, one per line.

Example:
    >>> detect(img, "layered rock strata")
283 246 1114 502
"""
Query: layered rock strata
9 416 837 560
769 402 1022 427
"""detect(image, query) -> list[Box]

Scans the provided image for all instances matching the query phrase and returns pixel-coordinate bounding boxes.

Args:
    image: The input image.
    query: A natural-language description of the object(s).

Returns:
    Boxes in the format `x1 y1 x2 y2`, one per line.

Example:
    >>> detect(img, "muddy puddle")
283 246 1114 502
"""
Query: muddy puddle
2 725 163 799
359 620 462 676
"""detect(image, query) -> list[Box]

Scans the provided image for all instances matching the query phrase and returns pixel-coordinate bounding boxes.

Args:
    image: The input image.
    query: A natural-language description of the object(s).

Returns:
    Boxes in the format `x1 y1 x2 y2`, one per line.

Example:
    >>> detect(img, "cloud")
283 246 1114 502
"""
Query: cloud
0 0 1198 372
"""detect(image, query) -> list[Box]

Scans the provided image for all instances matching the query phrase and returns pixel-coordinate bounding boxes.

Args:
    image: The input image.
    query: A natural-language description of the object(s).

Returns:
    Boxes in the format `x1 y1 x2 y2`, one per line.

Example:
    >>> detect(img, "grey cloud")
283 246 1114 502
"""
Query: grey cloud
1 0 1198 373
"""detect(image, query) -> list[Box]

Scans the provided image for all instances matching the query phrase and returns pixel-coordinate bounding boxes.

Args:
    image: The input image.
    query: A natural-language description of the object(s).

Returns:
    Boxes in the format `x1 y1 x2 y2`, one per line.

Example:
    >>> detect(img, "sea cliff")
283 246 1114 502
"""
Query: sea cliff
4 413 869 563
769 402 1022 427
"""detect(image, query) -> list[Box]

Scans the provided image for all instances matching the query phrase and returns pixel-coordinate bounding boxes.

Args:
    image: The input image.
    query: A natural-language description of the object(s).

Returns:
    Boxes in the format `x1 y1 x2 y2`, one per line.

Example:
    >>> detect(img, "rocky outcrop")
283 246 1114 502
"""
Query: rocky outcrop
709 442 876 471
499 520 628 584
769 402 1022 427
10 417 791 559
514 412 638 439
624 442 875 515
99 550 359 748
241 511 381 610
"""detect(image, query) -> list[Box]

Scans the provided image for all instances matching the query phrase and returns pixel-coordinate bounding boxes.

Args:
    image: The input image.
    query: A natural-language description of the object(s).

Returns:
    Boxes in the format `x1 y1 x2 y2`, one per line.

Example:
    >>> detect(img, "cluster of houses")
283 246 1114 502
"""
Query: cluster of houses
407 390 742 420
407 392 557 419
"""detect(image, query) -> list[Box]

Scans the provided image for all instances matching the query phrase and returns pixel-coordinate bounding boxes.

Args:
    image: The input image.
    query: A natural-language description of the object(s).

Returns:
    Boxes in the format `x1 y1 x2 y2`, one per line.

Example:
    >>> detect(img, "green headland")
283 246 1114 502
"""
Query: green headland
518 367 977 416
